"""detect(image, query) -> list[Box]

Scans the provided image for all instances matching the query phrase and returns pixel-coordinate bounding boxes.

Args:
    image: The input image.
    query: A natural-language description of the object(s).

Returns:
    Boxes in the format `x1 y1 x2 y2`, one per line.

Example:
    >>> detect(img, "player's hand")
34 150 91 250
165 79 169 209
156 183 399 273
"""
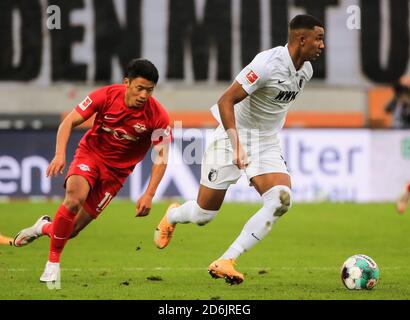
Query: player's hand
135 193 153 217
232 144 249 169
46 154 66 177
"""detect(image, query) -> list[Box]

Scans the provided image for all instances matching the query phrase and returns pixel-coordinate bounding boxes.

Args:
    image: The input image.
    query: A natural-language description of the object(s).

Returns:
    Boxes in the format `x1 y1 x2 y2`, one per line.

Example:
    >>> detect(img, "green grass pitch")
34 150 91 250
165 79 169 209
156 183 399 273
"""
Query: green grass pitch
1 200 410 300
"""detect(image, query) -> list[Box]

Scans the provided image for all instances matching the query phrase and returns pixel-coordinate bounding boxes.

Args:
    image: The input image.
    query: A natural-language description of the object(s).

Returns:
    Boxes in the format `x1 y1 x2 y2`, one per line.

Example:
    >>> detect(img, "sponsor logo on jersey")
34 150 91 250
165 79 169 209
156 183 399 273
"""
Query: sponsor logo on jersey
77 164 91 172
274 91 299 102
102 126 139 141
133 123 147 133
246 70 259 84
79 96 92 111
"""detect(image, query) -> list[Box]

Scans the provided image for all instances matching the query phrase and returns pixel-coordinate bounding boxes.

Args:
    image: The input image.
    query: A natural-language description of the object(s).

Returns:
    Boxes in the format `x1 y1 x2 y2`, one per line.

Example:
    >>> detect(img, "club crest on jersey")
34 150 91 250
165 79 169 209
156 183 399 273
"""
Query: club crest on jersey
133 123 147 133
79 96 92 111
77 164 90 172
246 70 259 84
208 169 218 182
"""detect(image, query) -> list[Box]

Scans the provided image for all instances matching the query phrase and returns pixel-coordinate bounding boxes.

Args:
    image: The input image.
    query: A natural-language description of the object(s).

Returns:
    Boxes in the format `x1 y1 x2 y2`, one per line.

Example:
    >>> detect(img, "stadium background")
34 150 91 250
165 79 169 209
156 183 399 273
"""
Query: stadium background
2 0 410 302
0 0 409 203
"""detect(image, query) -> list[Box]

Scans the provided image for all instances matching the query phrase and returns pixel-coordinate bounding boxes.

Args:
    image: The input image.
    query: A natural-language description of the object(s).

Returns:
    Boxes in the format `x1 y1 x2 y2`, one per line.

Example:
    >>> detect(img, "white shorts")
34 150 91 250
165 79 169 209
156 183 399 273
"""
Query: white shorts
200 125 290 190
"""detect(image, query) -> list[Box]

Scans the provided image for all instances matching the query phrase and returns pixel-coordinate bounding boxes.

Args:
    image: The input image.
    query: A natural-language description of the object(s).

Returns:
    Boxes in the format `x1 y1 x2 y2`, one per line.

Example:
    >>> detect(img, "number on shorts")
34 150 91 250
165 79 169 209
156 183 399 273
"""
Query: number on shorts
96 192 113 212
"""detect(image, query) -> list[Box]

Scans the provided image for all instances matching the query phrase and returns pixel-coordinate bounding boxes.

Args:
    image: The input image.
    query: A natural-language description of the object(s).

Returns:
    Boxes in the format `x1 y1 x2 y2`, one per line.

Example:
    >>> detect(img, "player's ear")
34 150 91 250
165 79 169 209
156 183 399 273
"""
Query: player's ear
300 30 309 46
123 77 130 86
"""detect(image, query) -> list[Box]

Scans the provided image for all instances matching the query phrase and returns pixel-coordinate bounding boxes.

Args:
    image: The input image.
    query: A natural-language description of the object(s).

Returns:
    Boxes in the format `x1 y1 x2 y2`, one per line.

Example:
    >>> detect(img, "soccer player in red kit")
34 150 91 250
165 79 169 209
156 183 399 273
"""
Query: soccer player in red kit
13 58 172 283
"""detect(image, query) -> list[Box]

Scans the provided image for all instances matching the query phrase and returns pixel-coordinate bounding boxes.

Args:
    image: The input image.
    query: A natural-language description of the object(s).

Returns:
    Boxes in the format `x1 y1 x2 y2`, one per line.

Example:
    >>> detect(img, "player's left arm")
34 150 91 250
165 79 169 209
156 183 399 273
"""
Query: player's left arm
135 143 169 217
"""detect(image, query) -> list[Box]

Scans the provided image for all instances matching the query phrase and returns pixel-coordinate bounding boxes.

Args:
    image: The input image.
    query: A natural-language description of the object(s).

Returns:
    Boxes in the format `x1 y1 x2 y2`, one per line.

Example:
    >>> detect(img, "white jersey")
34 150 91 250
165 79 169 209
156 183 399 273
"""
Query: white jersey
211 45 313 136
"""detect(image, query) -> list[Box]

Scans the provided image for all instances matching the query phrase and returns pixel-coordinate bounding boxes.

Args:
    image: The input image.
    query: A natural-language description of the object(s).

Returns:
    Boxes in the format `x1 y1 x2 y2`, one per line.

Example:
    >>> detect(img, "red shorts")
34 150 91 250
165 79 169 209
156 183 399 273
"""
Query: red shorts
65 152 127 219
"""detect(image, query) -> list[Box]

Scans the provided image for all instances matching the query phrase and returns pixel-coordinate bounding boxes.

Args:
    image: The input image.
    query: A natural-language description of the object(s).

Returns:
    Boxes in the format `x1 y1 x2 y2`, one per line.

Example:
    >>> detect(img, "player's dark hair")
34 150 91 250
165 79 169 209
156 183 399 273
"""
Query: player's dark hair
125 58 159 84
289 14 324 30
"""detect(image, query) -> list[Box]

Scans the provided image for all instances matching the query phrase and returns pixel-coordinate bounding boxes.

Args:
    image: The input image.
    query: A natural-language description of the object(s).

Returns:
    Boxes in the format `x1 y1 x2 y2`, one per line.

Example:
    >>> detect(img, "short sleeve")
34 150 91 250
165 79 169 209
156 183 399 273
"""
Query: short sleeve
235 50 272 95
75 86 108 120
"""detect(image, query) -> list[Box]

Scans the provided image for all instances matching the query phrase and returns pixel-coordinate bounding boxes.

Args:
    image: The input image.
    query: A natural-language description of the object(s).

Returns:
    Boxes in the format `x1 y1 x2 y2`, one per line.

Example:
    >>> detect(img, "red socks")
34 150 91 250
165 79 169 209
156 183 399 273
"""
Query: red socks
48 204 76 263
42 222 52 237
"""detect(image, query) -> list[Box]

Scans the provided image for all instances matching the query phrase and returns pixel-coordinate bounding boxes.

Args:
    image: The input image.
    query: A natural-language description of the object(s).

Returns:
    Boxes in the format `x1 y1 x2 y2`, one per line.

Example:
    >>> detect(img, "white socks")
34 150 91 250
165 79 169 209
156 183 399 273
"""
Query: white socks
168 200 218 225
220 185 291 260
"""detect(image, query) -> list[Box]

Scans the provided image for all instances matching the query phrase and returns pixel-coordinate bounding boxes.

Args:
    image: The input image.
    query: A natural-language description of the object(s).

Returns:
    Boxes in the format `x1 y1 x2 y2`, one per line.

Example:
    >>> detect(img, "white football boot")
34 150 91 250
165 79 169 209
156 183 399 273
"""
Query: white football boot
13 215 51 247
40 261 60 283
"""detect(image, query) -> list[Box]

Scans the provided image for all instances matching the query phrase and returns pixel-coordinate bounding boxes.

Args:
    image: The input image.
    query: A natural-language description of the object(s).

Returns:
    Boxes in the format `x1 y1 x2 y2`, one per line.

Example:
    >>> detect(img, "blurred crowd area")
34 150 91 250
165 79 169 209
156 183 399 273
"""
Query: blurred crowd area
0 82 406 130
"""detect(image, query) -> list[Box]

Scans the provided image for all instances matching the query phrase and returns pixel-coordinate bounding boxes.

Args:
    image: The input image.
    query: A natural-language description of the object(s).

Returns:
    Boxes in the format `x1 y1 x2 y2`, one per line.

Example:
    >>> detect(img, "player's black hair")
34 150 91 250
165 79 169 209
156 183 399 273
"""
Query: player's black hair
125 58 159 84
289 14 324 30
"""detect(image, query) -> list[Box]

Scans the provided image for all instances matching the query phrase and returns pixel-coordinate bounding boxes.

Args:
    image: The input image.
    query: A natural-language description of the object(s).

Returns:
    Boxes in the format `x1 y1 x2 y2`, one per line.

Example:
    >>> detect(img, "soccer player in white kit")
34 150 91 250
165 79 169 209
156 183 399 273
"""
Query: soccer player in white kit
155 14 325 284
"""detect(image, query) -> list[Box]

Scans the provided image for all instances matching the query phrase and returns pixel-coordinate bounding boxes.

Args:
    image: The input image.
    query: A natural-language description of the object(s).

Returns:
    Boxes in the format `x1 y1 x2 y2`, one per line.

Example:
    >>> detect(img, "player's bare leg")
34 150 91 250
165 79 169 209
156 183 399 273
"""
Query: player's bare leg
168 186 242 285
154 185 226 249
153 185 240 283
70 207 94 238
209 173 291 285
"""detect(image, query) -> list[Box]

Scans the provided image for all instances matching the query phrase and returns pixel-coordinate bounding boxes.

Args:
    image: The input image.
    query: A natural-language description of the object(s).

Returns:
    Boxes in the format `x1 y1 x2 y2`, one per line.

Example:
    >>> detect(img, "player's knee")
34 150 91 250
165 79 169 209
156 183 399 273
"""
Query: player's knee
64 188 88 213
63 197 83 213
192 203 218 226
262 185 292 217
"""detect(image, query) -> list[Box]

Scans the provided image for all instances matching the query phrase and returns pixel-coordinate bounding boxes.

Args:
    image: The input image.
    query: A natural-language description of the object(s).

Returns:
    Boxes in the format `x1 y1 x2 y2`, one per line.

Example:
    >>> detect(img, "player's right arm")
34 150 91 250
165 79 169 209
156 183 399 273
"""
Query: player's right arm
217 81 249 169
46 110 87 177
219 50 271 169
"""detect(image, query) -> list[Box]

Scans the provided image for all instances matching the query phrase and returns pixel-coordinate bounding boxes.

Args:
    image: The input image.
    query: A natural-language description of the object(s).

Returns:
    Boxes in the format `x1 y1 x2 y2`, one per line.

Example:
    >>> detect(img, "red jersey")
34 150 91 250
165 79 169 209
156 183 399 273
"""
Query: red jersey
74 84 172 175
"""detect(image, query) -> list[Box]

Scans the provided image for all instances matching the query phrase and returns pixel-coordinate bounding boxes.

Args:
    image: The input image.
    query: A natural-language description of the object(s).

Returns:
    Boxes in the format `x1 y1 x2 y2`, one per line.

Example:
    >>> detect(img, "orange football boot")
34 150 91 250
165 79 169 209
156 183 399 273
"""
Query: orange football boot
154 203 180 249
208 258 244 285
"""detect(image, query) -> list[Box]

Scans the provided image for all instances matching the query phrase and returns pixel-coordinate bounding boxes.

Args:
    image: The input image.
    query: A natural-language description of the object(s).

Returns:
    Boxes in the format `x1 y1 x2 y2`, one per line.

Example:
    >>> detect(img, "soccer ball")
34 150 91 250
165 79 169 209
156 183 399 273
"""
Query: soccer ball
340 254 380 290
